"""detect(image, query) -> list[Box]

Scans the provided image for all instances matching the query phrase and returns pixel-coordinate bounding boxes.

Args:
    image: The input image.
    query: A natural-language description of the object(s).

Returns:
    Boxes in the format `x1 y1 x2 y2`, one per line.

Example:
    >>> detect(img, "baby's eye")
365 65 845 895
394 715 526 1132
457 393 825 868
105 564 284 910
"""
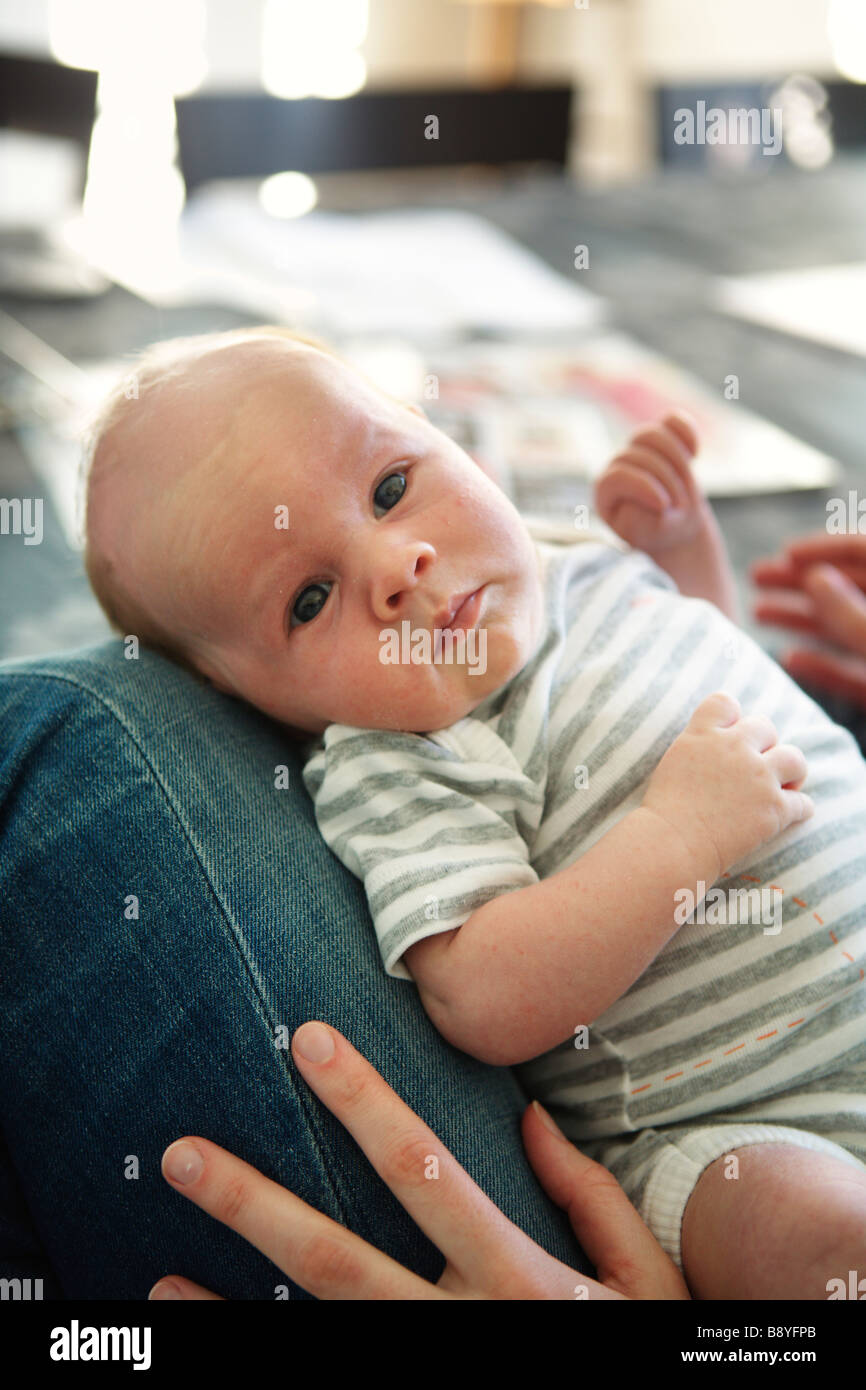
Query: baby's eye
373 470 406 513
288 471 407 633
290 581 332 628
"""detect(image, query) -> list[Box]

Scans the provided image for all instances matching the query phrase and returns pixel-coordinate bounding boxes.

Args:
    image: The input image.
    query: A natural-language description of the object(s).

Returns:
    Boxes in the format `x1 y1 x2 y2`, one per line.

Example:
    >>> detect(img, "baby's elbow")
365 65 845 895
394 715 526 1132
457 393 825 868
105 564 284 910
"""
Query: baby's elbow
419 987 516 1068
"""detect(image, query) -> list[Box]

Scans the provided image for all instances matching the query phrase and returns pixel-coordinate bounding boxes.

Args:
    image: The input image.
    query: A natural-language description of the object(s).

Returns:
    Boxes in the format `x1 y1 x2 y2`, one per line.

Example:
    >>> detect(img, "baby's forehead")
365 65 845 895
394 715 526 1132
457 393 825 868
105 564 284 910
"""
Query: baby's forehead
113 337 401 525
213 336 366 399
208 338 386 433
225 341 405 464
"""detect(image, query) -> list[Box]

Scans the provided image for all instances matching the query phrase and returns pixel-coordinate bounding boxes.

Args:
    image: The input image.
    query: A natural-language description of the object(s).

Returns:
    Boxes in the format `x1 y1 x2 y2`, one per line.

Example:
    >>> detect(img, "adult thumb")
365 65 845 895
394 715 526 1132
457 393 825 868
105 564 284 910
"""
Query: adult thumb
521 1101 690 1299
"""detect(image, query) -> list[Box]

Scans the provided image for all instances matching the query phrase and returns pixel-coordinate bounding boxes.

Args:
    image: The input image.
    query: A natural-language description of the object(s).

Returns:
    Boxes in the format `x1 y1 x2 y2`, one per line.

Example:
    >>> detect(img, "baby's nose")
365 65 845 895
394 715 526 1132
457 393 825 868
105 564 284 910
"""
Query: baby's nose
371 544 435 619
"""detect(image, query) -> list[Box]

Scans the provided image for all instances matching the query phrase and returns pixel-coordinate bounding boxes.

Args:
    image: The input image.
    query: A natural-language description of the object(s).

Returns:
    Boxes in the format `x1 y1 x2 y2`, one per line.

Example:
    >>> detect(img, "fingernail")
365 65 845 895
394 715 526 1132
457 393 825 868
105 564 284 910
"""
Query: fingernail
294 1021 335 1063
162 1140 204 1185
149 1279 182 1300
532 1100 566 1139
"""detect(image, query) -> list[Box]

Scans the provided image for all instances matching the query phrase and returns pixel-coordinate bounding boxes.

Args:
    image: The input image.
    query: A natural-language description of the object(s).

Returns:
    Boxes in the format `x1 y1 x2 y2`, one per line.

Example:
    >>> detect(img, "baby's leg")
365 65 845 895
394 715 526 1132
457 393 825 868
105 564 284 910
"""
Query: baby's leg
681 1143 866 1299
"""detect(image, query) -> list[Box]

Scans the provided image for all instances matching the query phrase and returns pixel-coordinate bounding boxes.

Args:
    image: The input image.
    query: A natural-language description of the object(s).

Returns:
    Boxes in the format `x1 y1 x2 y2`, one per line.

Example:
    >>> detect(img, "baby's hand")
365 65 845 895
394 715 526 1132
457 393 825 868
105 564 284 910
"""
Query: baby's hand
594 411 708 554
641 692 814 883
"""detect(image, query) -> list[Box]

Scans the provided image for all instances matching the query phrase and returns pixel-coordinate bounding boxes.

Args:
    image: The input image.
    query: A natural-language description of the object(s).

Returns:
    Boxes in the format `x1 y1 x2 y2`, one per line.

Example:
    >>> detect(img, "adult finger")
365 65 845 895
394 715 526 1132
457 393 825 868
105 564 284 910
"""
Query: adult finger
149 1277 224 1301
785 532 866 568
750 556 801 588
520 1103 689 1300
752 556 866 592
802 565 866 656
783 647 866 709
752 590 822 635
159 1133 443 1301
289 1023 538 1288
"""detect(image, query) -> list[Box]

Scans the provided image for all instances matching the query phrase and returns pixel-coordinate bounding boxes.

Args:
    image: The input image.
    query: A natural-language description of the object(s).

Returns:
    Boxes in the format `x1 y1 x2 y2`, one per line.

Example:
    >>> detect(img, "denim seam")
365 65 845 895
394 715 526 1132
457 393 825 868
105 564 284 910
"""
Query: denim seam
1 667 352 1231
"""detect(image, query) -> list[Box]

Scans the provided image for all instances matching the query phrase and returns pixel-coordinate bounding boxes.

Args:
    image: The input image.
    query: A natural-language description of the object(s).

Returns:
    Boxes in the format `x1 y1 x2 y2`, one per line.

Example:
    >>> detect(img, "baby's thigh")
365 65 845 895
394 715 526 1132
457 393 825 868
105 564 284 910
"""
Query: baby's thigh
581 1058 866 1289
682 1140 866 1299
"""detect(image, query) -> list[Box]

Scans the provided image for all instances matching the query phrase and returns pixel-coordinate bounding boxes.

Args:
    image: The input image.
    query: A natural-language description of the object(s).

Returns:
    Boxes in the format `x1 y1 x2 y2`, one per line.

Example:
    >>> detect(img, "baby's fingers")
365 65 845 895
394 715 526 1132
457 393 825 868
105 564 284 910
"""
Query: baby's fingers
688 691 741 731
629 418 701 507
611 444 689 512
594 461 668 517
663 410 700 457
764 741 809 792
780 787 815 829
770 760 815 830
735 712 779 753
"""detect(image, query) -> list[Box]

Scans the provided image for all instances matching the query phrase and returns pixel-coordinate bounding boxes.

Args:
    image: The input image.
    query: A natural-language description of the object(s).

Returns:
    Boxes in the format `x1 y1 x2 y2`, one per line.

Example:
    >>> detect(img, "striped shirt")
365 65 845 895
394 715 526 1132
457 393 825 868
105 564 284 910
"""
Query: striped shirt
302 536 866 1139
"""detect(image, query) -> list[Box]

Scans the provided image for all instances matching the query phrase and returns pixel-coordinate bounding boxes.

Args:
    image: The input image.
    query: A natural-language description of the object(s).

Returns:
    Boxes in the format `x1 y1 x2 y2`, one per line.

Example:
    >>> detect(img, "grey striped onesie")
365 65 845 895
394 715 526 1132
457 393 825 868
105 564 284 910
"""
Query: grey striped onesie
302 534 866 1269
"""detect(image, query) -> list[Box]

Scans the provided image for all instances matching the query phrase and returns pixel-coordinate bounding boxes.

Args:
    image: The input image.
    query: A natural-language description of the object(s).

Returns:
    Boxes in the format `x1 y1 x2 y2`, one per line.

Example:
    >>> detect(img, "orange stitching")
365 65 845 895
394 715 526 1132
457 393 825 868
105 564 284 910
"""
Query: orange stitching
627 876 862 1098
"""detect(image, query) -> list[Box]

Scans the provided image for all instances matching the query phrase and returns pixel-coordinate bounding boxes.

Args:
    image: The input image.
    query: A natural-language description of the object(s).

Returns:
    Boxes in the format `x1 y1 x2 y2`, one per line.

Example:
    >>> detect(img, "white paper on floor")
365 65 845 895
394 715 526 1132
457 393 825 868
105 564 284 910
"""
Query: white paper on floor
101 188 607 341
713 263 866 361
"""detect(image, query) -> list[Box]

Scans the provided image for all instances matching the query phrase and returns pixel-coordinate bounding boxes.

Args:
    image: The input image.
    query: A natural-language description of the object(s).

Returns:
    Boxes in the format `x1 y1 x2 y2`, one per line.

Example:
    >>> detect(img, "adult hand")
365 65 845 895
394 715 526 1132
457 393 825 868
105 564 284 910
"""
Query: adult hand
148 1022 690 1301
751 531 866 708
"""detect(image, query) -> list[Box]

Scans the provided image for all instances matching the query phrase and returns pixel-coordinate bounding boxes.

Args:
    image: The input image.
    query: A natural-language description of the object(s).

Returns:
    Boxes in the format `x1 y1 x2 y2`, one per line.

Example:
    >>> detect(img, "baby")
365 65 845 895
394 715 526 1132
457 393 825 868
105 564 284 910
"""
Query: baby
83 326 866 1299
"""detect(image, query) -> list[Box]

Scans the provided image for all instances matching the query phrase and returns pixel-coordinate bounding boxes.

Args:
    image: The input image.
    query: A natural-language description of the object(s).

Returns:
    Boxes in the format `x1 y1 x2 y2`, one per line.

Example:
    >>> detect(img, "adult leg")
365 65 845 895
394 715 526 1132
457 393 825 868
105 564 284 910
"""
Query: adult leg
0 644 590 1299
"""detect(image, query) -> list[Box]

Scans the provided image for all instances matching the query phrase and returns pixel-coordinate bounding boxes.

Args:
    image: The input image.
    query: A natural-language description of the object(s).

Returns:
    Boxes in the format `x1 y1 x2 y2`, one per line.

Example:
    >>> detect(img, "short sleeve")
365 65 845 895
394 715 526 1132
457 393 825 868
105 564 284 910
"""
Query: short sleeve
301 718 543 980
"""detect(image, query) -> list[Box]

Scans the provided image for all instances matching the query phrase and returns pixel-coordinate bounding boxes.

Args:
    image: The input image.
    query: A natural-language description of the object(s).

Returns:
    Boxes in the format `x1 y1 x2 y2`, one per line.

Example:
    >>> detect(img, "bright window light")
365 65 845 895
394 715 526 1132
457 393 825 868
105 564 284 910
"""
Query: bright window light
770 74 835 170
48 0 206 293
259 170 319 218
828 0 866 84
48 0 207 97
262 0 368 99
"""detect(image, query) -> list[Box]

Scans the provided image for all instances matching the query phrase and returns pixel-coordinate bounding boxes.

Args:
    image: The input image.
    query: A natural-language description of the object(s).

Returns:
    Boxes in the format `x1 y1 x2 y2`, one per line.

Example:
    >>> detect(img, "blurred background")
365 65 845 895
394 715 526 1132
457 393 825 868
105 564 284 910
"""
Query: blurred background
1 0 866 692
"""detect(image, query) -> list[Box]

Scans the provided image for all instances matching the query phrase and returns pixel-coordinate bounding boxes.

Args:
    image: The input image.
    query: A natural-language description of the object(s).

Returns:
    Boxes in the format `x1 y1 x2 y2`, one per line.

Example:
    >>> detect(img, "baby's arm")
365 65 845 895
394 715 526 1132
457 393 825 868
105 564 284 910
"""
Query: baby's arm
403 692 812 1067
594 413 740 622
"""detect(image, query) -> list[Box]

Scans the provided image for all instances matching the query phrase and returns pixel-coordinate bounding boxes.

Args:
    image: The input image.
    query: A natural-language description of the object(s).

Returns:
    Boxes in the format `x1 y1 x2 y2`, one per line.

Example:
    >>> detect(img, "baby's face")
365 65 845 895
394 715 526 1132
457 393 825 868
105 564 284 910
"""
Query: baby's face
124 339 545 735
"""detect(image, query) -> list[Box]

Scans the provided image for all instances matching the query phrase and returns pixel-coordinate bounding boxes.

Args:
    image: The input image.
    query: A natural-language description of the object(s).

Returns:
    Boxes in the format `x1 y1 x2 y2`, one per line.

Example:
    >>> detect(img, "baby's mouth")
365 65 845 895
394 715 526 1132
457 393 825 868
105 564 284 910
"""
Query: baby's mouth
438 587 486 633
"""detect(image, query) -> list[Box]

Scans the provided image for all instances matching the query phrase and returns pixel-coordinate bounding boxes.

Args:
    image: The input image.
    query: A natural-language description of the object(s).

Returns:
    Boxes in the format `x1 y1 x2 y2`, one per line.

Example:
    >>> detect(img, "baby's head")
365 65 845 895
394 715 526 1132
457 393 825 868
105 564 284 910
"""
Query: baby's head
82 326 545 738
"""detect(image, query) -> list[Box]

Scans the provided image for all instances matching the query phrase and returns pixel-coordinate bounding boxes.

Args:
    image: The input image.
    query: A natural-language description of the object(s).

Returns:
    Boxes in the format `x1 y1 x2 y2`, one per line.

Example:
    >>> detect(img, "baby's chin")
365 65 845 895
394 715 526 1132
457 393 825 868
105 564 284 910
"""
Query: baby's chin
360 656 523 734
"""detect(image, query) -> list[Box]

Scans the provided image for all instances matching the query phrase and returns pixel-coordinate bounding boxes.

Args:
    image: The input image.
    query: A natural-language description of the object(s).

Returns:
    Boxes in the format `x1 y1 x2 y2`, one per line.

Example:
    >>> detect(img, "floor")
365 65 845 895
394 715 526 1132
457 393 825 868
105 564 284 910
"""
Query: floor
2 155 866 750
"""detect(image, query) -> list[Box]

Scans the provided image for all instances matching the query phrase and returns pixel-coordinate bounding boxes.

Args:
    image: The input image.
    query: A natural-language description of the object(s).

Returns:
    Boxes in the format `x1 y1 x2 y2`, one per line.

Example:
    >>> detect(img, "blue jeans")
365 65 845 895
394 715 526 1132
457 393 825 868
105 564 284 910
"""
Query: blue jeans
0 642 590 1299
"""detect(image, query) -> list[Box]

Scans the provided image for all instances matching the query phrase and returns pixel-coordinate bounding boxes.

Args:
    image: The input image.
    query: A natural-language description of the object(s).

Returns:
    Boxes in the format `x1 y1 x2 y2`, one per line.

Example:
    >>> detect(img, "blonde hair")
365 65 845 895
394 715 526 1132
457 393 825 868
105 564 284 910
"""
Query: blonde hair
79 324 336 683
